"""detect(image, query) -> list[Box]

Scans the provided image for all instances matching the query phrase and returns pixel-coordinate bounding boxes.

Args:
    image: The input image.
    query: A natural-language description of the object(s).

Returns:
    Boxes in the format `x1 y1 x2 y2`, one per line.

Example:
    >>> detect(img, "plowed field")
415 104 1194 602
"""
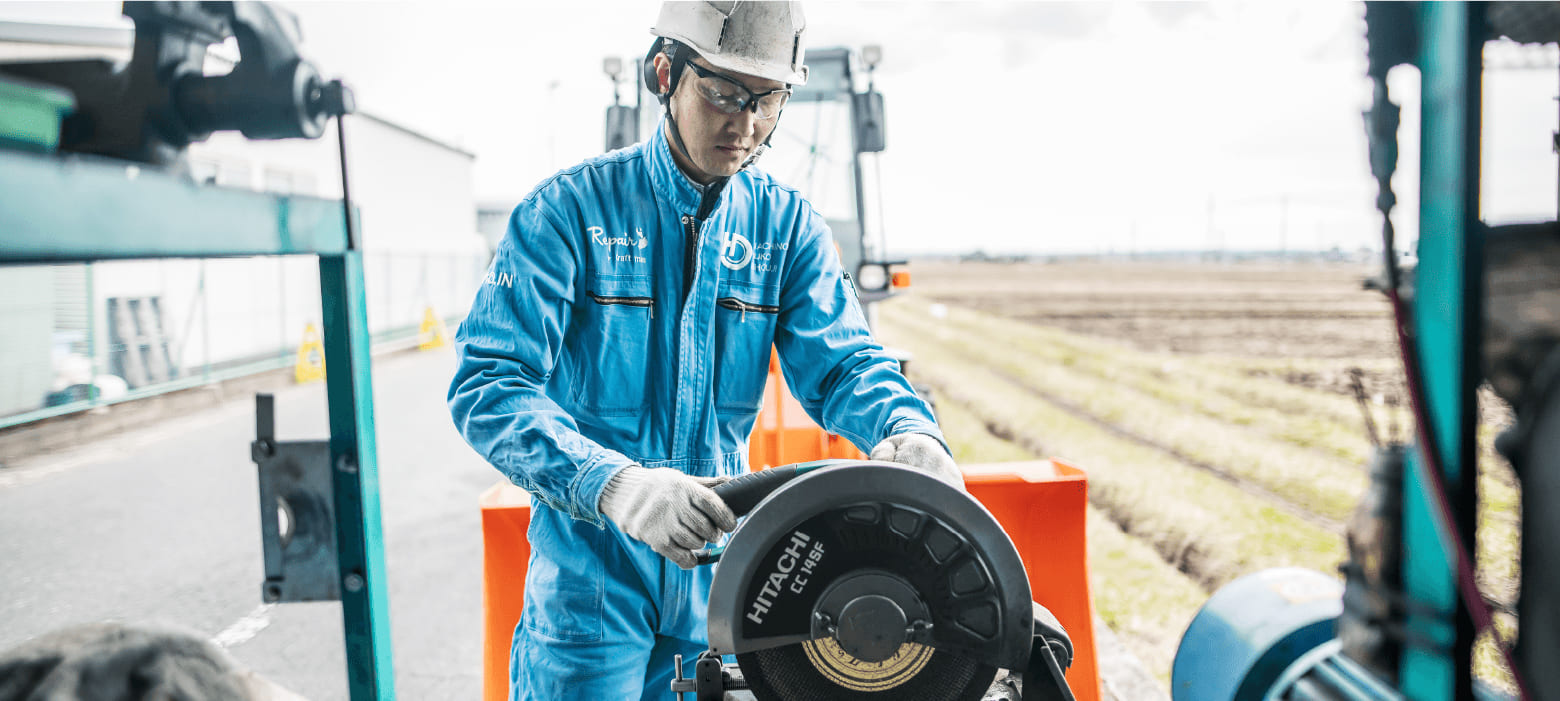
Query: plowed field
875 260 1518 696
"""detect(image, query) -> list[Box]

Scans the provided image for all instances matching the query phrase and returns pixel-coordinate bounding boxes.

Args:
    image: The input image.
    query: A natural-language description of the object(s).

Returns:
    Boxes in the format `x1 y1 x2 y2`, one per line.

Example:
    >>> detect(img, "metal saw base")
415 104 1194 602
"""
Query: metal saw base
670 651 1026 701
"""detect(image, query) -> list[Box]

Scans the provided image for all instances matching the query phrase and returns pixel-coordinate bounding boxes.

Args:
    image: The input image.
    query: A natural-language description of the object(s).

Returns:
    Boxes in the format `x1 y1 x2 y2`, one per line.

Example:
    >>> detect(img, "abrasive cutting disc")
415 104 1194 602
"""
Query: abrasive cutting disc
738 638 996 701
706 464 1034 701
727 498 1003 700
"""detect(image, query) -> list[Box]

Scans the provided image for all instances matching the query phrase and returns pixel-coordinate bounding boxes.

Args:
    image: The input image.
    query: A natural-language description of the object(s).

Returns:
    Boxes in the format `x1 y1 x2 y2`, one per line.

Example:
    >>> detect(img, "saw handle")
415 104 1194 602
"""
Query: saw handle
694 460 838 566
711 464 807 518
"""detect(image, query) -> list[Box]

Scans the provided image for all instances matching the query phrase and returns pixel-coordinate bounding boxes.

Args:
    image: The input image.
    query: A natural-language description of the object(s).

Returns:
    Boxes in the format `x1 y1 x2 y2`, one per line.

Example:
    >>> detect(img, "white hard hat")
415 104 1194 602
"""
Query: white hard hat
651 1 809 85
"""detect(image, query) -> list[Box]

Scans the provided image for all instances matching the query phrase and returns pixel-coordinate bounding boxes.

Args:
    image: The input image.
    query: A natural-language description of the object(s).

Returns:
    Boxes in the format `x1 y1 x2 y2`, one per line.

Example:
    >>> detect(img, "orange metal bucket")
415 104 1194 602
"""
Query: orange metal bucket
964 459 1102 701
748 349 864 469
478 483 531 701
478 458 1100 701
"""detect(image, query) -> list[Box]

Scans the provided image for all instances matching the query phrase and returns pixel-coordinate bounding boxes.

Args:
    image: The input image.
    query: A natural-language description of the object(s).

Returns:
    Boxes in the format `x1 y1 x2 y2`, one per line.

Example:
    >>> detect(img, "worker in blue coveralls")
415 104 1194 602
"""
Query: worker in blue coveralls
448 2 963 698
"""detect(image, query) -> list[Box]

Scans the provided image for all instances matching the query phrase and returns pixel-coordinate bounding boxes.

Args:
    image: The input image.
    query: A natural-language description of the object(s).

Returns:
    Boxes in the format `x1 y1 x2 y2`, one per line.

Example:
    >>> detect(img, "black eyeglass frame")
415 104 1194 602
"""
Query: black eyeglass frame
683 61 792 119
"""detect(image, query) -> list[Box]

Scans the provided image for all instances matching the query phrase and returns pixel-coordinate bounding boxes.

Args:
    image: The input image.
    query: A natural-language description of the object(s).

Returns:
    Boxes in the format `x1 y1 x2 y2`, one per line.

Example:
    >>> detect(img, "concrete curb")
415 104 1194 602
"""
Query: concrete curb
0 339 428 468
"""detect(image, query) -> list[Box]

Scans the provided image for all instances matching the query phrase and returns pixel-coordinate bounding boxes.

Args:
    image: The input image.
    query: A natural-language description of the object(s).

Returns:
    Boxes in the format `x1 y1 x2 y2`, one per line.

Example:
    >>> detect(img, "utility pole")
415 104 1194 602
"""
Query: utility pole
1280 194 1289 258
1206 193 1220 262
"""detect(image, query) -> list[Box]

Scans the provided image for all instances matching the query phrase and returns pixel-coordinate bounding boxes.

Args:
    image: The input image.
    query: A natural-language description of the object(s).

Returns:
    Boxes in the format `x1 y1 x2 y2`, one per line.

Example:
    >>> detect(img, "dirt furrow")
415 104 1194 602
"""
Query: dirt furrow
981 365 1344 533
884 302 1364 523
917 372 1335 591
889 298 1521 531
905 298 1388 468
927 392 1203 690
881 315 1345 585
887 297 1520 610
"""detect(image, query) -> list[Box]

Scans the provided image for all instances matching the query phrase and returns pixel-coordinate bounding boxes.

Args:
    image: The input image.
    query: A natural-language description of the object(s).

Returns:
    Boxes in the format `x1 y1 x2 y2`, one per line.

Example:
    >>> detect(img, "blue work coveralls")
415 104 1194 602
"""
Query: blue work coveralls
448 120 943 699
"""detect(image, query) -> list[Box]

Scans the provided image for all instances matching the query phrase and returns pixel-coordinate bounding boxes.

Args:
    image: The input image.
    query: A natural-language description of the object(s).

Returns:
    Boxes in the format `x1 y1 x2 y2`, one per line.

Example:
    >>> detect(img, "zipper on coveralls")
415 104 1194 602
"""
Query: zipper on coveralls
586 292 654 319
716 297 779 323
673 178 730 461
681 214 700 305
681 178 727 306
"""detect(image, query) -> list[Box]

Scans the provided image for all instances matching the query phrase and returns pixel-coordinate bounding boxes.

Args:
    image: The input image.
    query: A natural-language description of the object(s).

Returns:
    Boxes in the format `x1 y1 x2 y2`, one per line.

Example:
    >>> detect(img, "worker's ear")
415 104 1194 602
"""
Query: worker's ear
652 53 673 96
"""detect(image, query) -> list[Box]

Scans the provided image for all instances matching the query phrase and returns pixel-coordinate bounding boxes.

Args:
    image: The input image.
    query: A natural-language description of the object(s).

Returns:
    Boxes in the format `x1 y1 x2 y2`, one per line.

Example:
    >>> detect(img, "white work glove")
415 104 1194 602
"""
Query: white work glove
869 433 966 490
598 466 737 569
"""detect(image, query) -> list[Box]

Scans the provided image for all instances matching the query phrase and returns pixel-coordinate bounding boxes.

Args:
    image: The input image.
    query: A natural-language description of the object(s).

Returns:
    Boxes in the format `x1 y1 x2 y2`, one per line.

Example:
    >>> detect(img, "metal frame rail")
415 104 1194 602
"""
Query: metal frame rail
0 146 395 699
1390 5 1483 697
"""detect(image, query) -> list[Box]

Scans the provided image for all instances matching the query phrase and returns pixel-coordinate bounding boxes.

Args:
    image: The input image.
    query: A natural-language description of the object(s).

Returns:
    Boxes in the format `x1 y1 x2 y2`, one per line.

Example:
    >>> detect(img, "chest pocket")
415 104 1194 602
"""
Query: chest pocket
570 273 653 415
713 279 779 414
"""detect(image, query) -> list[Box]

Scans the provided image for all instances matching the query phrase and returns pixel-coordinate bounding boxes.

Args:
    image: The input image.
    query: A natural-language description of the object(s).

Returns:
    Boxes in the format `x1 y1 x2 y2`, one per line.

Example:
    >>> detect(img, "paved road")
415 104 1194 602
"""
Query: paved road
0 348 502 700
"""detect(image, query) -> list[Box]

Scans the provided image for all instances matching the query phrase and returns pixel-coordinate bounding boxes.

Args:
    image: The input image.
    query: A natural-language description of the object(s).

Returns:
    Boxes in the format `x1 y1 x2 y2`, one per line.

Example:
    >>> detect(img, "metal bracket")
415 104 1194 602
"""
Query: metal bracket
1022 601 1076 701
251 393 340 603
1022 642 1076 701
669 651 747 701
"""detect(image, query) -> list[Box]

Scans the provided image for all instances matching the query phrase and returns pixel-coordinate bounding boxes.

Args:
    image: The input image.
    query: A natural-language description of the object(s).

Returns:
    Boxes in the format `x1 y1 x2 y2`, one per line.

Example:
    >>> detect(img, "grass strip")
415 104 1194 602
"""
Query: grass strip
911 295 1401 460
882 301 1365 525
894 297 1519 607
933 394 1203 688
908 294 1519 503
1085 507 1203 688
893 297 1521 536
879 316 1345 589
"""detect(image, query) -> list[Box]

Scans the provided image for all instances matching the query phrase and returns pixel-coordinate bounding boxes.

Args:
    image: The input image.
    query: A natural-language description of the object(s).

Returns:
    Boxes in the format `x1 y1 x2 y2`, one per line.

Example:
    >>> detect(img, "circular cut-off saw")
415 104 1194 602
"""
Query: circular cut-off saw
670 460 1076 701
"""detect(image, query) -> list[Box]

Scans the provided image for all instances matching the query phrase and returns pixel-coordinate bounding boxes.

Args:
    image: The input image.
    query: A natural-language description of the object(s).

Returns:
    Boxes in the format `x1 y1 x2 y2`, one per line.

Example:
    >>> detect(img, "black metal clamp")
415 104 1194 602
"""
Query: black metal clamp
251 393 340 603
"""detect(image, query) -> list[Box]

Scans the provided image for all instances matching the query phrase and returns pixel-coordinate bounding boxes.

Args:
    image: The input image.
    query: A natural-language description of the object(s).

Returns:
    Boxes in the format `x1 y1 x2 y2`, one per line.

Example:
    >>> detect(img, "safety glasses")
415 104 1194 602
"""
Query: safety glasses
685 61 791 120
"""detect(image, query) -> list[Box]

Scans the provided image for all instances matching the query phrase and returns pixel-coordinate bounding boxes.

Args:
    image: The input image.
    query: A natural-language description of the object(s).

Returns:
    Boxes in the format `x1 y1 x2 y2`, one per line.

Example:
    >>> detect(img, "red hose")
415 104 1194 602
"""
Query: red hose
1386 287 1531 700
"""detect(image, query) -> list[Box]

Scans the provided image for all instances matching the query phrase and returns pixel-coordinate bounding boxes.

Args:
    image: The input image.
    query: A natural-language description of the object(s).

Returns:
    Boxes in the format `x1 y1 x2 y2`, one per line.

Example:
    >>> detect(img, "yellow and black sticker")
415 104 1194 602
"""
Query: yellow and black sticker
800 638 932 692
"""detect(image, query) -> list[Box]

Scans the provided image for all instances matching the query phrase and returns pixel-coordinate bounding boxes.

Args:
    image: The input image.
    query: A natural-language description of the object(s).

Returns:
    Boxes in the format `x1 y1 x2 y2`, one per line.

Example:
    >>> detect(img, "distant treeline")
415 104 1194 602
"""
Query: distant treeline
912 248 1382 265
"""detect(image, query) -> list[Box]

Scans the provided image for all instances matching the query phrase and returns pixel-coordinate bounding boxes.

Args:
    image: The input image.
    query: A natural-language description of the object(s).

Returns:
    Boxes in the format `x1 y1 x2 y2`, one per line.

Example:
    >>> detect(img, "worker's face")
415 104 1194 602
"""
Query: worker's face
655 54 787 184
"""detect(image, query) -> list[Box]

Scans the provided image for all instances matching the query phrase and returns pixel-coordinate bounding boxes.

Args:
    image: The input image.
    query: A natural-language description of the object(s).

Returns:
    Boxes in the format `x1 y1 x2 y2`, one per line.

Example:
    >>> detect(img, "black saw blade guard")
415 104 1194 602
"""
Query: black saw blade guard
706 461 1035 674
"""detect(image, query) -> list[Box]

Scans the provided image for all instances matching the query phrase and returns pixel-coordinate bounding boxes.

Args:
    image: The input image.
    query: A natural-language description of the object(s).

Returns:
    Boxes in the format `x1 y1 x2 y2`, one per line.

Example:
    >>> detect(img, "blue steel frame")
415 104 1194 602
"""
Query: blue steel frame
0 146 396 700
1402 3 1482 699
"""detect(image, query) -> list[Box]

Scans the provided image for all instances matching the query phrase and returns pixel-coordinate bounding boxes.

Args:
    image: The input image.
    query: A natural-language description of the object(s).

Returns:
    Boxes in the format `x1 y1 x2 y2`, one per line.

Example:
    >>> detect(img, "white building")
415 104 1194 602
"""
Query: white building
0 19 488 421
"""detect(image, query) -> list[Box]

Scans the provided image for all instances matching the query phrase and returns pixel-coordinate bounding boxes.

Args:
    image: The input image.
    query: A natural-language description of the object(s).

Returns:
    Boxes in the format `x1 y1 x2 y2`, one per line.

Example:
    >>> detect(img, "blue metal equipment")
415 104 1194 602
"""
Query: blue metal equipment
1171 569 1354 701
1172 3 1560 700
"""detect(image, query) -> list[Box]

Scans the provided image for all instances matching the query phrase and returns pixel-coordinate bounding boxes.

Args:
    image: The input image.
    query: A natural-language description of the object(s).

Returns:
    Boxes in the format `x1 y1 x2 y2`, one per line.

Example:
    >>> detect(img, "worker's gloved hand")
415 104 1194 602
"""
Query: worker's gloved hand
869 432 966 490
693 474 732 489
599 466 738 569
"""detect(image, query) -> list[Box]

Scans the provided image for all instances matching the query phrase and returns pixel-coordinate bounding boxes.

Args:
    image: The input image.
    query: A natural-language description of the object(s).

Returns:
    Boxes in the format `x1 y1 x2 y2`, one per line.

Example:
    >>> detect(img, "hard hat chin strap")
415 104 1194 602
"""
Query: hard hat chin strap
740 143 769 170
647 40 698 180
664 112 697 174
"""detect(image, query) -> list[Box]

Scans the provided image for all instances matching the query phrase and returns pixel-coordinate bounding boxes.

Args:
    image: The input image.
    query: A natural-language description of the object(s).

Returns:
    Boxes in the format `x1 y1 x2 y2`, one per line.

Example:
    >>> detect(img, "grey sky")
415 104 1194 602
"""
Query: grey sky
4 1 1555 255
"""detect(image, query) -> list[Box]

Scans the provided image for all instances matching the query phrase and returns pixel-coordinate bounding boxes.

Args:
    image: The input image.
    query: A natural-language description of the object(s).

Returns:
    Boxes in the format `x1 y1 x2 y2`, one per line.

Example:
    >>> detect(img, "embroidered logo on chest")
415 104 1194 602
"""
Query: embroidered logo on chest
721 233 788 274
589 225 648 265
721 232 754 270
588 226 648 249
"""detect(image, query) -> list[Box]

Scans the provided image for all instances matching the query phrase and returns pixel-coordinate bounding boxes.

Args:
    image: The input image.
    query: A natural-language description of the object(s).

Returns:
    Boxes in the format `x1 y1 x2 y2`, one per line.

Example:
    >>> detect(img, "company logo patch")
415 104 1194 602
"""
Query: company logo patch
589 226 648 250
589 225 648 264
721 232 754 270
